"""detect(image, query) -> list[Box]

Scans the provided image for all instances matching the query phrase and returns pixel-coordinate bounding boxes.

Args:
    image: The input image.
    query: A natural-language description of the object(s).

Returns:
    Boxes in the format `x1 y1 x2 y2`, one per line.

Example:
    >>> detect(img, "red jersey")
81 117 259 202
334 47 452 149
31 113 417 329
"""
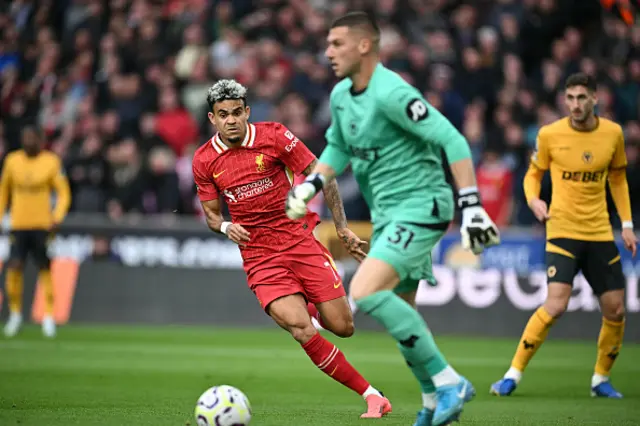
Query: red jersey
192 122 319 260
476 162 513 226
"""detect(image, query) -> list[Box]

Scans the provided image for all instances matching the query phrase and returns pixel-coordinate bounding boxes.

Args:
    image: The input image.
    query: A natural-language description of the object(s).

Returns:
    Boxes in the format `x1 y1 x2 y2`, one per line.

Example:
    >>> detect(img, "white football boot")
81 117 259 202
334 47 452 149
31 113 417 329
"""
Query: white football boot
42 315 56 338
4 312 23 338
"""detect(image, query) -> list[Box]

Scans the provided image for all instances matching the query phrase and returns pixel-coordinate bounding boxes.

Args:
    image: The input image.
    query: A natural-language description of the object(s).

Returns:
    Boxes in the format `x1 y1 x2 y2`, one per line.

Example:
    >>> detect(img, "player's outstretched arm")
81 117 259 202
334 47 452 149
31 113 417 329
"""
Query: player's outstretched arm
303 159 346 227
200 198 250 246
302 159 368 261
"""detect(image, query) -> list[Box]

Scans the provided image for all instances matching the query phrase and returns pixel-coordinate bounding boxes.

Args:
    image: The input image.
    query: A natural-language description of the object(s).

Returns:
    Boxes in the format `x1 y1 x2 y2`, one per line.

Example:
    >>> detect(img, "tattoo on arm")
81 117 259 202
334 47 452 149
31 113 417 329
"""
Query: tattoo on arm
303 158 348 230
322 176 348 230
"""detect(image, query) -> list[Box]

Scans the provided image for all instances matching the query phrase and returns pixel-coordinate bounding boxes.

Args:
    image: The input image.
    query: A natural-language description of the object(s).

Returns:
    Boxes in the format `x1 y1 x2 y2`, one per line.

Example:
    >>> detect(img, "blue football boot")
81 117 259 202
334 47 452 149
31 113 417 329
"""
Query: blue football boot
490 377 517 396
432 376 476 426
591 381 623 399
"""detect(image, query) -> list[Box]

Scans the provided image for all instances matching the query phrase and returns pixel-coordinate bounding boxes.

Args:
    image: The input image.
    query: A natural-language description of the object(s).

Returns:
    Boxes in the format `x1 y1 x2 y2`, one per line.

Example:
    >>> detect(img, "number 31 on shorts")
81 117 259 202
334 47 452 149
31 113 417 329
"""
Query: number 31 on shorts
387 225 415 249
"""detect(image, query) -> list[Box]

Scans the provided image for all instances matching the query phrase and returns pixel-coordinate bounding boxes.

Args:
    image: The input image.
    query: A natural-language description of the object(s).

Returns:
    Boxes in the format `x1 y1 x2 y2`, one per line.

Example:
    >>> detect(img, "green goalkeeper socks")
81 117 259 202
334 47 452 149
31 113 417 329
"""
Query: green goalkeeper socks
355 290 447 388
399 345 438 394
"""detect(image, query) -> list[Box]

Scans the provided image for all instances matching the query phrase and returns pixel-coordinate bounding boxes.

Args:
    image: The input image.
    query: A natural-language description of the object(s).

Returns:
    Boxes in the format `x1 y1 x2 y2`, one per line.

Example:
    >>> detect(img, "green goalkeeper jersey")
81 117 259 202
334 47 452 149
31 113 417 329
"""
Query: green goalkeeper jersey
319 63 472 226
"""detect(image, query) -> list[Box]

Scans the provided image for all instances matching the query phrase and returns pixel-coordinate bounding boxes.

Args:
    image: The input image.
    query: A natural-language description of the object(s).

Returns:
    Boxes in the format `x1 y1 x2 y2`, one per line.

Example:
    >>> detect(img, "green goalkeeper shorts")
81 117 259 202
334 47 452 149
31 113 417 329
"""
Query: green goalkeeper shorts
368 221 447 294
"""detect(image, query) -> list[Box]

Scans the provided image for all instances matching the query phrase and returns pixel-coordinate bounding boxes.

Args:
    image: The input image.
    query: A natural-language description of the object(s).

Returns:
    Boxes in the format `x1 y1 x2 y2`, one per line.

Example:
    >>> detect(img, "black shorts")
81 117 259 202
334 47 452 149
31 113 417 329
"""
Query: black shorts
545 238 625 296
9 230 52 268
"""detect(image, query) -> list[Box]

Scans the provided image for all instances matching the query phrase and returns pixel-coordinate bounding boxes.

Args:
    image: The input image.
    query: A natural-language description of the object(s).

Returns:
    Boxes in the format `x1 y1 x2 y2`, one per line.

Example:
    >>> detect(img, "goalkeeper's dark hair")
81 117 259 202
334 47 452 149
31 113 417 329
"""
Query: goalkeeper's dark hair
565 72 597 93
331 11 380 49
206 79 248 111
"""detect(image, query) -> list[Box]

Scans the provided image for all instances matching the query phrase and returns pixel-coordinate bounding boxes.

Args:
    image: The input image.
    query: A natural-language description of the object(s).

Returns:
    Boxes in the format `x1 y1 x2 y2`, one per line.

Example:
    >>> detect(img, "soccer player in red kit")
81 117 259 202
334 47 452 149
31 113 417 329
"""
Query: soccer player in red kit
192 79 392 418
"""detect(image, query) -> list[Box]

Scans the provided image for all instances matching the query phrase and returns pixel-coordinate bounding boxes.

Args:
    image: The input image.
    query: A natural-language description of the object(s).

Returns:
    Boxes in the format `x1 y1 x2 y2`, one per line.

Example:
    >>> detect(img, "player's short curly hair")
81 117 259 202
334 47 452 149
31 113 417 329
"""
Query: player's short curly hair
206 79 248 111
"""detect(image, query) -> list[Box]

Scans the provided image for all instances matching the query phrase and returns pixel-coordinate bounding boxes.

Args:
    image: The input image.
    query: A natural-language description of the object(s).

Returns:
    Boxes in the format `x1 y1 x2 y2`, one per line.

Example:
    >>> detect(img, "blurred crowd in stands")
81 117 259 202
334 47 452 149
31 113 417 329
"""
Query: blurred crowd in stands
1 0 639 228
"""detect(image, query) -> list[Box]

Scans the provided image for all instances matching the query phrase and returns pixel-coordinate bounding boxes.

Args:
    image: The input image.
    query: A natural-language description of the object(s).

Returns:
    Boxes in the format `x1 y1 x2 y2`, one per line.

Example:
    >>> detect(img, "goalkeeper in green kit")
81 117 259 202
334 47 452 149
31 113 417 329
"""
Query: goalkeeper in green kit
285 12 500 426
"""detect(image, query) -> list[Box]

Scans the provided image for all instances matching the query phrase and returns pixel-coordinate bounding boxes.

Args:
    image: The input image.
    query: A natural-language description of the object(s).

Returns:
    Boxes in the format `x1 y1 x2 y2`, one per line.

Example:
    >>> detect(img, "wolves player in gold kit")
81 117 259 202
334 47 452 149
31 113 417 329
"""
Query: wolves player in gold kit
0 126 71 338
491 73 637 398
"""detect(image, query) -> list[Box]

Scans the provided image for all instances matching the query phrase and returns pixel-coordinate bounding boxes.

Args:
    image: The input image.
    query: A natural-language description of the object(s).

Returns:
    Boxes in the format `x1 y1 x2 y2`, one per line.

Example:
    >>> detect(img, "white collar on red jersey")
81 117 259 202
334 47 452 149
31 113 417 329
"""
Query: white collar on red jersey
211 123 256 153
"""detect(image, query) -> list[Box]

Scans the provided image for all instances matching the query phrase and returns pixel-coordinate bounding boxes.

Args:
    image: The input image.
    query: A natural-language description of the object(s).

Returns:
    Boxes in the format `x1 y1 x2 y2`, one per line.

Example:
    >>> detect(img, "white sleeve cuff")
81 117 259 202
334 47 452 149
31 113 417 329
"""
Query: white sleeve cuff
622 221 634 229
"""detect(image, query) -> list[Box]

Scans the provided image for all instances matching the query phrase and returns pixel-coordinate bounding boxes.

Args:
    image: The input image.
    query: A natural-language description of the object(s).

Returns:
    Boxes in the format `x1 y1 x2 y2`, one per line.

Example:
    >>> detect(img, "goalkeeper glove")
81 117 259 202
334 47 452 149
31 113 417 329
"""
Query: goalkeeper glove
458 187 500 255
285 173 325 219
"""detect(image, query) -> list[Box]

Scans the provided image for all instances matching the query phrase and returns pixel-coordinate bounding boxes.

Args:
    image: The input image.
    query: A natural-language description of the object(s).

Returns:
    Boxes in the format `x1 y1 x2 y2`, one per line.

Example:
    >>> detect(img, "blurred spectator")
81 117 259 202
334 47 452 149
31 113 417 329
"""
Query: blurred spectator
476 148 514 227
66 132 108 213
106 138 146 219
0 0 638 228
147 146 181 214
155 87 199 156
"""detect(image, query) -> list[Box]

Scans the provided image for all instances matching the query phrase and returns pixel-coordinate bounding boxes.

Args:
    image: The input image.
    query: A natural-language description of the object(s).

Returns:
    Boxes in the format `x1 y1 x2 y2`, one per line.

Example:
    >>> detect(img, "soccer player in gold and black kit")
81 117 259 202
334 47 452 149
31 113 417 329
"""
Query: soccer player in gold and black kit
0 126 71 338
491 73 637 398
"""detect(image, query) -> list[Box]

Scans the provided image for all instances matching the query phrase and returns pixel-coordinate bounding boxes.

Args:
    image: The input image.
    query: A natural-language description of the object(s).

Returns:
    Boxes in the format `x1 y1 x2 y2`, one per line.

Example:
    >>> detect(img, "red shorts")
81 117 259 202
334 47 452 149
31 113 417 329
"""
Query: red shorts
243 237 346 312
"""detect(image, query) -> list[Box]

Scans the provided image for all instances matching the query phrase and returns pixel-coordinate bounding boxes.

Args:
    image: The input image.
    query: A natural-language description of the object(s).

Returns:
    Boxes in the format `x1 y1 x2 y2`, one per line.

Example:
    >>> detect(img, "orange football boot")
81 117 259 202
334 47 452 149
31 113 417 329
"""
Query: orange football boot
360 394 393 418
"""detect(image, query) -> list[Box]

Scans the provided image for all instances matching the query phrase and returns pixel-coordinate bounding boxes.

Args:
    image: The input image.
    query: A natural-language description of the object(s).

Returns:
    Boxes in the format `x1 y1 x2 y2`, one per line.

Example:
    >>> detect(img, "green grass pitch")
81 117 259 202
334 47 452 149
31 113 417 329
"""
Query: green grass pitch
0 325 639 425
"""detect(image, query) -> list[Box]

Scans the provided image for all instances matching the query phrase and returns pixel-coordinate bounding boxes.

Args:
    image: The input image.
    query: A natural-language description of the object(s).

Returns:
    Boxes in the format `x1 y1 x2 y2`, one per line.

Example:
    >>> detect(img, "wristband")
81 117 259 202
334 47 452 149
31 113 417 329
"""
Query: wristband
220 221 232 235
457 186 481 209
622 221 634 229
304 173 326 194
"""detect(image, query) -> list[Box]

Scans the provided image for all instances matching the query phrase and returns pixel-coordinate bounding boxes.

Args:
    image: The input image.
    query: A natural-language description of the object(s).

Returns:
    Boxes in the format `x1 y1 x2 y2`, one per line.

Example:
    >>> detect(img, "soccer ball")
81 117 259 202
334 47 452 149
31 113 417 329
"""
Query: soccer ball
194 385 252 426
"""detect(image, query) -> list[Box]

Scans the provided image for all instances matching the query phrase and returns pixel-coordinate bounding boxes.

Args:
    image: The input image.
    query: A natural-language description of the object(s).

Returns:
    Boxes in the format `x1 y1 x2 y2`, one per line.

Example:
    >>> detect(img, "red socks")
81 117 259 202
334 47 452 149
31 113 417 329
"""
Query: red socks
301 332 370 395
304 303 370 395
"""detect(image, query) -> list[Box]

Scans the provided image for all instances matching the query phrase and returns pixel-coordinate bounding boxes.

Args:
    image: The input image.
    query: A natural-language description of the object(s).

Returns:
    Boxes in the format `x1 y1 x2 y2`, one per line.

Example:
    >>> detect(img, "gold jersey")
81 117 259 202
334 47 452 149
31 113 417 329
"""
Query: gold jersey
525 117 629 241
0 150 71 230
